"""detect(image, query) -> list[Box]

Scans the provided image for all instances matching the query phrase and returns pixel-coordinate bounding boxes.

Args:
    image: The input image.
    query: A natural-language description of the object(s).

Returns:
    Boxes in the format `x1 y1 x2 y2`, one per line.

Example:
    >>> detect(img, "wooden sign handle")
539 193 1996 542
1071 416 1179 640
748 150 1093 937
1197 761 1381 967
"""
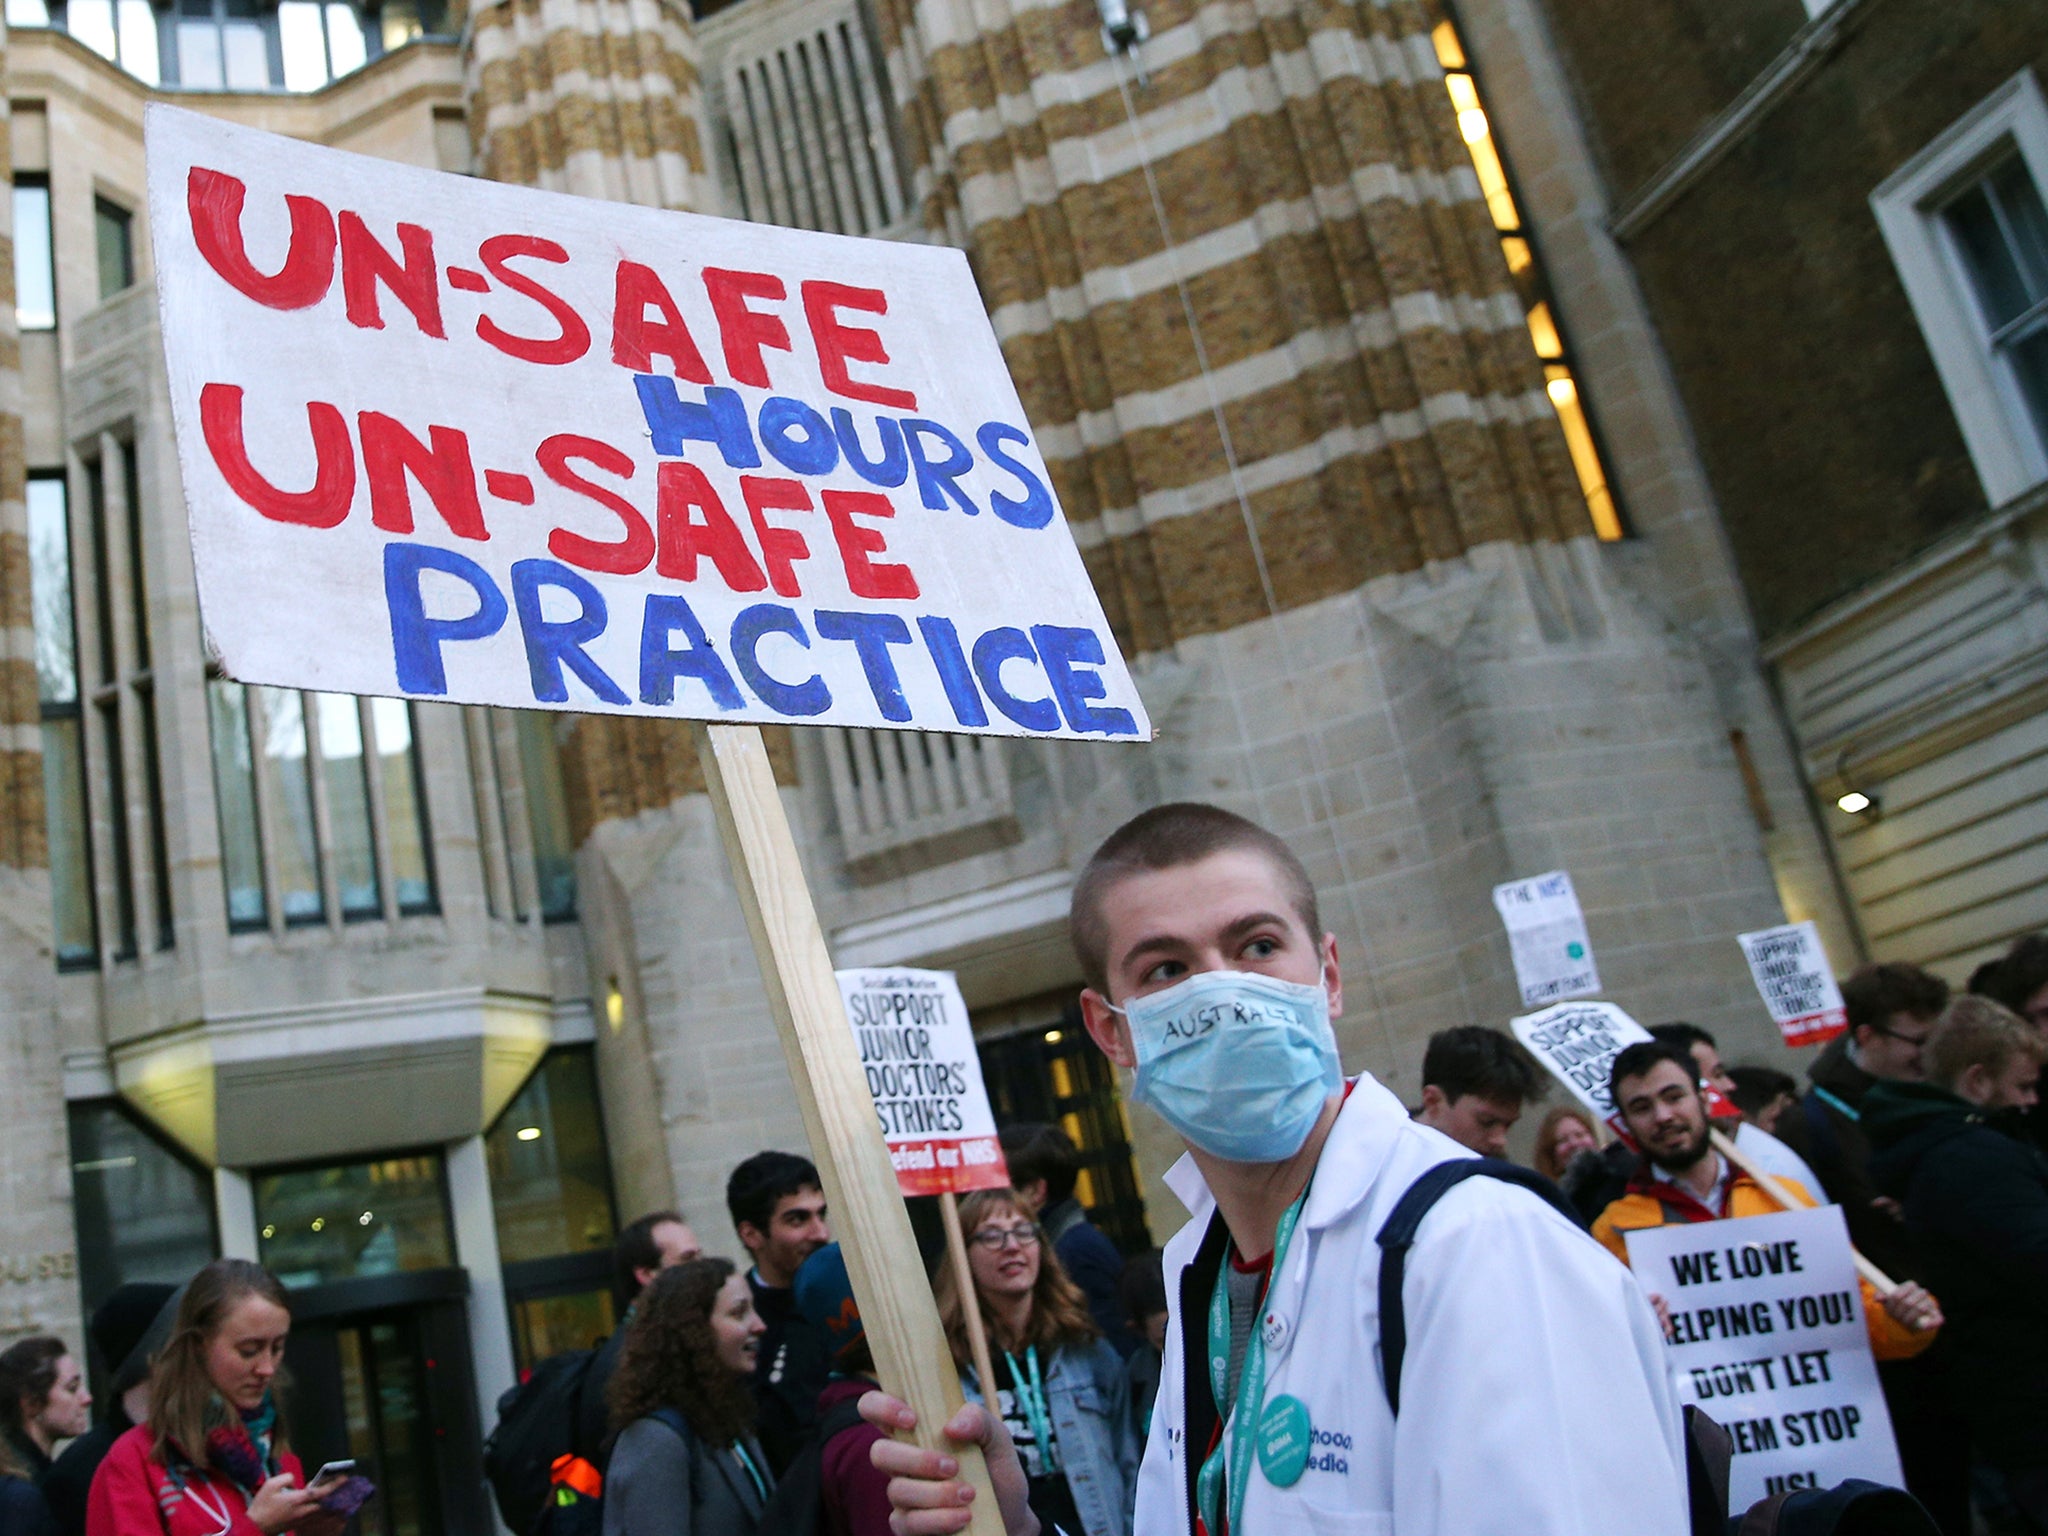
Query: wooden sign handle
1708 1127 1905 1301
692 723 1004 1533
939 1191 1000 1408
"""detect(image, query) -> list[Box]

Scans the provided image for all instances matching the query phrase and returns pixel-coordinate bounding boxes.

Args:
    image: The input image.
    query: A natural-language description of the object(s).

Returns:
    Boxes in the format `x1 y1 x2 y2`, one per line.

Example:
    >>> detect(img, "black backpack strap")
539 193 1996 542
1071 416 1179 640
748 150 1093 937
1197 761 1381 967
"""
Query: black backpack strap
1683 1405 1733 1536
1375 1158 1580 1415
1800 1090 1843 1183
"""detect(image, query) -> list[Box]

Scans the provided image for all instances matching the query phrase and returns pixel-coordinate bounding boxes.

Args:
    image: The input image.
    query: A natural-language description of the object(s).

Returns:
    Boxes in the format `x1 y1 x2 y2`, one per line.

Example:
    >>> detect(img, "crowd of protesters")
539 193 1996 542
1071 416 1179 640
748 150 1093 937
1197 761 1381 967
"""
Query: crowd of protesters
4 803 2047 1536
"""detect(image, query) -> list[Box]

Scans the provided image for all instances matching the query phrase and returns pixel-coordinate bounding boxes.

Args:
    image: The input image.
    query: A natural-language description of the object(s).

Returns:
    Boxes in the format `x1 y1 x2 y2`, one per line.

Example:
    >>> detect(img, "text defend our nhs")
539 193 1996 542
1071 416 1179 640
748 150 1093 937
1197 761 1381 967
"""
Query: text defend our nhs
146 106 1148 740
1625 1205 1902 1512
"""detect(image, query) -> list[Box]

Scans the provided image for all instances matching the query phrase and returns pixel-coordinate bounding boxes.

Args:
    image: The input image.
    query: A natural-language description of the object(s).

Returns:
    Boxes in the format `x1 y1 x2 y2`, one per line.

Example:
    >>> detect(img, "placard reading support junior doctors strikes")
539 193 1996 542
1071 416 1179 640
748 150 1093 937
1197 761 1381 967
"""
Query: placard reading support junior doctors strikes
1625 1205 1903 1511
836 968 1008 1198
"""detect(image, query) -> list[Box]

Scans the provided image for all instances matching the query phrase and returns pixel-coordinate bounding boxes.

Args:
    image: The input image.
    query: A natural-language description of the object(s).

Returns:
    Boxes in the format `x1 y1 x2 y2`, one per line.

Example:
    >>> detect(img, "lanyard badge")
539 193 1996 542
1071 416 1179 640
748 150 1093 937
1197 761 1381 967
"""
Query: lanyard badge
1194 1193 1314 1536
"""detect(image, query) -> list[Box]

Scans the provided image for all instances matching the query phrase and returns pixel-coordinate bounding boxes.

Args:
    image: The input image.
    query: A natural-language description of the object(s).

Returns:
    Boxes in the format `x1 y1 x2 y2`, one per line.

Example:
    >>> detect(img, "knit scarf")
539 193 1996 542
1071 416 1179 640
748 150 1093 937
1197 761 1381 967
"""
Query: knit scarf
202 1395 278 1495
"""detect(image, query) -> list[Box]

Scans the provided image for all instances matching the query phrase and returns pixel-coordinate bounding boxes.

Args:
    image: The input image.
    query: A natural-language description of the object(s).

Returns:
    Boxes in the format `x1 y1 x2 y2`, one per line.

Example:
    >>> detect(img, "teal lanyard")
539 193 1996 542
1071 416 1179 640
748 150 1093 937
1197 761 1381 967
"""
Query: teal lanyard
1003 1345 1061 1473
1812 1086 1860 1122
1195 1191 1307 1536
730 1440 769 1502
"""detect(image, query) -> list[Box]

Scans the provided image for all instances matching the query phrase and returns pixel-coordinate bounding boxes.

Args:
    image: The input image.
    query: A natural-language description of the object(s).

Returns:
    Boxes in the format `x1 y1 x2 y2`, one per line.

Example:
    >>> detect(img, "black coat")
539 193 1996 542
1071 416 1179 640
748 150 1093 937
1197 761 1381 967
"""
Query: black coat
40 1406 131 1536
1773 1035 1919 1280
1865 1081 2048 1469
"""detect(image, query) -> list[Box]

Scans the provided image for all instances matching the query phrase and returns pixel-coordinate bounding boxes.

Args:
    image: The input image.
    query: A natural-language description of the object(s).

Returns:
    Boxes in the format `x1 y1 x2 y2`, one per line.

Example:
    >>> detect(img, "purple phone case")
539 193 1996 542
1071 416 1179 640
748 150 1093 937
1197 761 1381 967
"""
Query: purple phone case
317 1475 377 1517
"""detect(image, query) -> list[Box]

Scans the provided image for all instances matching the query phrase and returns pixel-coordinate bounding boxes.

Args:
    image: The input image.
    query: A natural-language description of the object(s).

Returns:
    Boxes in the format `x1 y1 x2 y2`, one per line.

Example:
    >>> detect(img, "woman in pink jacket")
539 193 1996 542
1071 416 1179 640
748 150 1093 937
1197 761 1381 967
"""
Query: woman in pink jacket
87 1261 344 1536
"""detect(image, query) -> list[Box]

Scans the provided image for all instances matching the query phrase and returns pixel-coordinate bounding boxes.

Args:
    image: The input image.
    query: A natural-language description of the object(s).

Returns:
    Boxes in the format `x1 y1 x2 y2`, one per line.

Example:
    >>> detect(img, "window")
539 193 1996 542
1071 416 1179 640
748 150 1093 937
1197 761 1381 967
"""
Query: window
29 474 97 968
1874 70 2048 506
1431 18 1622 541
256 1153 454 1288
466 709 576 924
57 0 162 80
68 1100 217 1321
207 683 436 930
14 175 54 331
95 198 134 300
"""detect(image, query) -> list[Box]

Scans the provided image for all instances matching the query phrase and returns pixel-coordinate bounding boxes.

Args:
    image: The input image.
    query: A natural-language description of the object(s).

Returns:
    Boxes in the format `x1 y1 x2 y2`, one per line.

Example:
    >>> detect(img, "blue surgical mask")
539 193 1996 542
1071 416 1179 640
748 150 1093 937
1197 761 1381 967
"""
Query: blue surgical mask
1115 970 1343 1163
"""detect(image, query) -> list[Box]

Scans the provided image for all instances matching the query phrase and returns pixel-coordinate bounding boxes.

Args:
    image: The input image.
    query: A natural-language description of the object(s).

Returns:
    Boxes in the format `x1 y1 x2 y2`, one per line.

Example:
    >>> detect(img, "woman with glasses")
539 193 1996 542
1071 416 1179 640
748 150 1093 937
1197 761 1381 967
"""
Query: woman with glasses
86 1260 348 1536
934 1189 1138 1536
604 1258 773 1536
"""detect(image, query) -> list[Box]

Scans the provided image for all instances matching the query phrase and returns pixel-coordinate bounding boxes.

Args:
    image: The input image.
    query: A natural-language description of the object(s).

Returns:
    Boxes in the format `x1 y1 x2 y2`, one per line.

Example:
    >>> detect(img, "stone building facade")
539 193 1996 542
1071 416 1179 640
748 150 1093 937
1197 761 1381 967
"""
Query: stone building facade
9 0 2015 1516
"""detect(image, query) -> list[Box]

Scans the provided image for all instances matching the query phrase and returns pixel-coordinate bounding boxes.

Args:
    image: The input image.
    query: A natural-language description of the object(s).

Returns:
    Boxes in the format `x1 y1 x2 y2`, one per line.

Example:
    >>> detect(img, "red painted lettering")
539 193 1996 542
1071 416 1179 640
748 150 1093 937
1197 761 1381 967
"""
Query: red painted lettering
538 435 653 576
822 488 919 599
802 282 916 409
740 476 814 598
339 211 444 338
359 412 486 540
611 261 712 382
187 168 335 311
702 267 790 388
476 235 591 366
200 383 354 527
654 462 766 591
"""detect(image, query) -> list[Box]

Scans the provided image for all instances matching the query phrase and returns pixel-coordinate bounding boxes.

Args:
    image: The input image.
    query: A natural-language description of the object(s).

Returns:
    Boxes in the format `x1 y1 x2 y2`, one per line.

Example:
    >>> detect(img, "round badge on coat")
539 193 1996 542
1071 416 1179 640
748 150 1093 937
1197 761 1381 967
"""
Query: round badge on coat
1256 1394 1312 1487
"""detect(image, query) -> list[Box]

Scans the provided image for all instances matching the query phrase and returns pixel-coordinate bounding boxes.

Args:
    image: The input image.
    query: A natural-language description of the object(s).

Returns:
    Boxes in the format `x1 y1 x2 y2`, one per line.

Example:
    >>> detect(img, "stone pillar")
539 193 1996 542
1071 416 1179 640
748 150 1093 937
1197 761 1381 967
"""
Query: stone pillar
0 16 79 1354
463 0 709 209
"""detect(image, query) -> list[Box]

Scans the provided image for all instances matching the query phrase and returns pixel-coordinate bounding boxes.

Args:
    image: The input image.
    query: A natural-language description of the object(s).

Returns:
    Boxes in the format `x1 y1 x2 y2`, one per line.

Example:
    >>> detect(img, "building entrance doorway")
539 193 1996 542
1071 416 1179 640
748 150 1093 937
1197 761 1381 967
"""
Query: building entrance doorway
283 1271 487 1536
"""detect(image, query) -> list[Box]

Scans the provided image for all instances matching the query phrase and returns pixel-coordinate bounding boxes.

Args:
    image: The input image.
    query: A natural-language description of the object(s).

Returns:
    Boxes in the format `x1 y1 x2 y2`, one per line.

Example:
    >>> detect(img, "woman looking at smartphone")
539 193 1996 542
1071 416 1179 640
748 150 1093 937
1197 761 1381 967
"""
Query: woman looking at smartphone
87 1260 343 1536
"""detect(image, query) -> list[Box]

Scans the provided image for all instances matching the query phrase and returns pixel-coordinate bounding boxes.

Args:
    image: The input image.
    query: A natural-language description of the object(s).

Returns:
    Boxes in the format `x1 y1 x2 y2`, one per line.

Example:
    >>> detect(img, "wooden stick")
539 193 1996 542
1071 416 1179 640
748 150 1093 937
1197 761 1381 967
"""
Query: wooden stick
939 1192 1000 1410
1709 1127 1903 1300
694 723 1003 1534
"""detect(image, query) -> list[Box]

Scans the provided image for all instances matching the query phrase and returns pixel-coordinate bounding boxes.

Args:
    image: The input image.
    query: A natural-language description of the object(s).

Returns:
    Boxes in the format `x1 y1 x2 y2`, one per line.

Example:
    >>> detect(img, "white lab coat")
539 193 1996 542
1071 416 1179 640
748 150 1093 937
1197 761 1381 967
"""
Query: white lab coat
1134 1075 1687 1535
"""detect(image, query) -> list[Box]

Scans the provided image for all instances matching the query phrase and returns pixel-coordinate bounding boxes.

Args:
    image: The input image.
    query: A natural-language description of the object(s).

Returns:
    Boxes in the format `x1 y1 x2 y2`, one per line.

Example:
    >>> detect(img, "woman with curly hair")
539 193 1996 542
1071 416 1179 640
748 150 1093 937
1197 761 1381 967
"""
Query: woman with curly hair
935 1188 1138 1536
604 1258 771 1536
86 1260 344 1536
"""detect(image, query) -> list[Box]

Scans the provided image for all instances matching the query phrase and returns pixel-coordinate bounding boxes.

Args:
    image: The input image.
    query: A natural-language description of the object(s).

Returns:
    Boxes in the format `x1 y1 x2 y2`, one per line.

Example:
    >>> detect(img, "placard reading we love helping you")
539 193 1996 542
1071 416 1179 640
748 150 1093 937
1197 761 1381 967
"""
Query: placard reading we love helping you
836 969 1008 1197
146 106 1148 740
1625 1205 1902 1511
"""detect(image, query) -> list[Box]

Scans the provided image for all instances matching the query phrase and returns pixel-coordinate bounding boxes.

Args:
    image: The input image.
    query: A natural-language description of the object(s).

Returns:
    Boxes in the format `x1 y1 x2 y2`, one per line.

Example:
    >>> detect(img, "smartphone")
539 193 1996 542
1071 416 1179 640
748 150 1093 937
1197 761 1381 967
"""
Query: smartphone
310 1460 357 1487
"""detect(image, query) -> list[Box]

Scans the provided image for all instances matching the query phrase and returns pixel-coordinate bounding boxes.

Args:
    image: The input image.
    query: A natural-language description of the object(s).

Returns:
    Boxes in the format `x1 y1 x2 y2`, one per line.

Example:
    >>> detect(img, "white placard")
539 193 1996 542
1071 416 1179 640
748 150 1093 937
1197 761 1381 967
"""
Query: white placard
1625 1205 1903 1511
1511 999 1652 1124
1493 870 1600 1006
1738 922 1848 1048
836 968 1008 1197
146 106 1148 741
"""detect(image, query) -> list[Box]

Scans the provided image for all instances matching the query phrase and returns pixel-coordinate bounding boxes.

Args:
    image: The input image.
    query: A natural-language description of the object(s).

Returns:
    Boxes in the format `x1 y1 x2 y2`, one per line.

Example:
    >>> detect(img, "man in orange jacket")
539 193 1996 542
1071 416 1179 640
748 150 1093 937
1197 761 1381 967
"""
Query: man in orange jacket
1592 1040 1943 1362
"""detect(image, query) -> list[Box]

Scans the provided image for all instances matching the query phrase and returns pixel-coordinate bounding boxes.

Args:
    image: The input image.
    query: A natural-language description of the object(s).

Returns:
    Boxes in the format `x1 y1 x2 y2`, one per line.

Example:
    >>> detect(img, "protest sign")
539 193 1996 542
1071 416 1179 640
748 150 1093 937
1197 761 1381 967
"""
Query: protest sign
1738 922 1848 1047
1510 999 1650 1126
1625 1205 1903 1510
146 105 1147 742
836 968 1008 1197
1493 871 1600 1006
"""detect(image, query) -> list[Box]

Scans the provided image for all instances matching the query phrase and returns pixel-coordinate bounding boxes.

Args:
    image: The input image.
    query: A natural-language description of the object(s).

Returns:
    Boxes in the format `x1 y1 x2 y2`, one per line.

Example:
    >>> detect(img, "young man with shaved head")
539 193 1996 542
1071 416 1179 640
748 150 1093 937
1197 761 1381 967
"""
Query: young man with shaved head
864 803 1686 1535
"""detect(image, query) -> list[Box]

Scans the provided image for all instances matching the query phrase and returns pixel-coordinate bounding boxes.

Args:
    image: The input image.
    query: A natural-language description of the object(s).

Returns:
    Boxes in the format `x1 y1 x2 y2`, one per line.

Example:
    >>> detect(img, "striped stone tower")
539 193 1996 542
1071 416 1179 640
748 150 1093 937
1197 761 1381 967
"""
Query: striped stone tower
869 0 1588 650
0 15 78 1352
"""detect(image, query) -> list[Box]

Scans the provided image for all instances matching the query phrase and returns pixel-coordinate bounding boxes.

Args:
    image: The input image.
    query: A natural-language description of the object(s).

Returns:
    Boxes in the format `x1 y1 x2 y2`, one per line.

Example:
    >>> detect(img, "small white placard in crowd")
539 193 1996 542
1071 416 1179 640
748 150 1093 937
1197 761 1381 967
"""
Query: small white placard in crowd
1510 998 1652 1127
1493 870 1601 1007
836 967 1009 1197
1625 1205 1904 1512
1738 921 1849 1048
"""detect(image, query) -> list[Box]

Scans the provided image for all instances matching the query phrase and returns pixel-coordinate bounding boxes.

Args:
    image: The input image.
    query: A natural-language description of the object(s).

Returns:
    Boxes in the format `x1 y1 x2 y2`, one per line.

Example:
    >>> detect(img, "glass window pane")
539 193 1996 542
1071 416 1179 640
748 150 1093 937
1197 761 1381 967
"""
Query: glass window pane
316 694 378 917
68 1101 216 1317
26 477 75 706
7 0 52 26
255 1153 453 1287
13 182 54 330
95 199 133 301
258 687 323 922
517 712 576 920
67 0 118 60
510 1290 615 1376
370 697 435 914
486 1050 617 1265
121 441 148 671
2005 321 2048 446
177 19 224 87
278 1 328 90
1949 182 2032 328
99 699 137 959
140 692 173 951
208 679 267 929
116 0 161 82
324 2 365 76
222 18 270 88
43 719 97 966
1990 156 2048 301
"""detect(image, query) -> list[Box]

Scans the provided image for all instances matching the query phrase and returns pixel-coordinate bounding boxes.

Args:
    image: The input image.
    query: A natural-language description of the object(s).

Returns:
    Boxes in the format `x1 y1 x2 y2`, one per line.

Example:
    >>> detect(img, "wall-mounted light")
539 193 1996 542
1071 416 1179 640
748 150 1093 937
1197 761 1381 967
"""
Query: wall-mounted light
517 1125 543 1142
606 979 626 1034
1095 0 1148 64
1834 754 1880 820
1836 791 1873 815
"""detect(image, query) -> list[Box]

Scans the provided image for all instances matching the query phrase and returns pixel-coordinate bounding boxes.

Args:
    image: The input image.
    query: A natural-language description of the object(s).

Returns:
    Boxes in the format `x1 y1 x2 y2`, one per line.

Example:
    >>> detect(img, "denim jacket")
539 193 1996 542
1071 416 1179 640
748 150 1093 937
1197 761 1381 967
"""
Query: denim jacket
965 1338 1139 1536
